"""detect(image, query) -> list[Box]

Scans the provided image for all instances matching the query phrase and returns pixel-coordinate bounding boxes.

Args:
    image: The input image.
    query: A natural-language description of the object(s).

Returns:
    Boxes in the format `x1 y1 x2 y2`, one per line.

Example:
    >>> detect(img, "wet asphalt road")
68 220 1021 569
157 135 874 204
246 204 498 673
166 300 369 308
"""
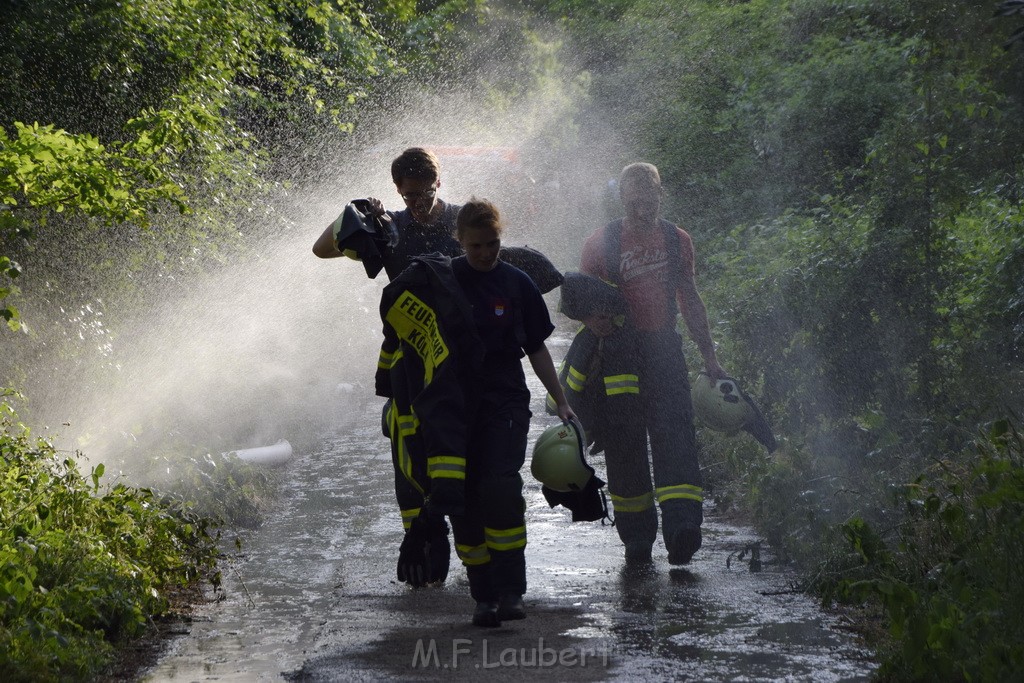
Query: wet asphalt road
141 368 876 682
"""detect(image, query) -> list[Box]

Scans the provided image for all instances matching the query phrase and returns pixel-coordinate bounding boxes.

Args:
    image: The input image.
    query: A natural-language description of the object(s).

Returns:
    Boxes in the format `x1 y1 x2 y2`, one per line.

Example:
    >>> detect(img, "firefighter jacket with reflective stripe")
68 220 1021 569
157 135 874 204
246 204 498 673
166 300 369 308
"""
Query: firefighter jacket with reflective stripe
376 254 484 492
549 325 641 454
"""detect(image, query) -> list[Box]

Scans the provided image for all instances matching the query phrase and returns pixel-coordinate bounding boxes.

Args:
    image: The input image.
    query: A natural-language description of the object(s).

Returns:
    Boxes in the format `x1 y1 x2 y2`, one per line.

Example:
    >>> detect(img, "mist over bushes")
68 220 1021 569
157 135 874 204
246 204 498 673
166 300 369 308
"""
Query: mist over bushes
2 1 1023 678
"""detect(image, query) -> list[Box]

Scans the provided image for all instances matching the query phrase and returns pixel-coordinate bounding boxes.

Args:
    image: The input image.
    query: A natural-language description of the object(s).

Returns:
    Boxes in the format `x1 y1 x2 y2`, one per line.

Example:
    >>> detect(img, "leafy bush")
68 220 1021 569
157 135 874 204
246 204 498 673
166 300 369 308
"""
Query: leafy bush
834 420 1024 681
0 409 220 682
134 446 279 530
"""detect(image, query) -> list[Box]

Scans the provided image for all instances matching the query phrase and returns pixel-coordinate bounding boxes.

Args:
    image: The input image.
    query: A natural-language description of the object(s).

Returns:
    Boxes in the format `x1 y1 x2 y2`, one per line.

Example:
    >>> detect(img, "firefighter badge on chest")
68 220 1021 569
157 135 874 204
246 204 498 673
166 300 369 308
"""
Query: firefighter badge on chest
492 297 510 318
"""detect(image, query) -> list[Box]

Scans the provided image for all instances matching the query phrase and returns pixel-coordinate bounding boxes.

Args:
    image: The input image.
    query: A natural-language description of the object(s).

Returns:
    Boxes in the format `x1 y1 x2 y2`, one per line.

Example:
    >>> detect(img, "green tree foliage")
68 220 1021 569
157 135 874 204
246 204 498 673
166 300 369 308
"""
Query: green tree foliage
0 0 396 331
0 1 448 674
2 0 1023 672
542 0 1022 432
520 0 1024 672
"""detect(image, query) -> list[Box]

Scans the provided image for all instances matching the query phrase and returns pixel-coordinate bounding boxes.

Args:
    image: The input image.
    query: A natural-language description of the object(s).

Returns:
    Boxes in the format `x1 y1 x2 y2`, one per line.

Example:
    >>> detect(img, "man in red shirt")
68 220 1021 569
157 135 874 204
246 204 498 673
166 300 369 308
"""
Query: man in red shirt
579 162 727 565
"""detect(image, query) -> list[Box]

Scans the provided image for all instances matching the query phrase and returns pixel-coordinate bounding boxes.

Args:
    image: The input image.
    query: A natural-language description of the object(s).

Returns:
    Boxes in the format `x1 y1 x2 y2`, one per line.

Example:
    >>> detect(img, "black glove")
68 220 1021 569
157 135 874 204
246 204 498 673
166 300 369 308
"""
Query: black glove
396 515 430 587
426 478 465 517
381 398 393 438
424 511 451 584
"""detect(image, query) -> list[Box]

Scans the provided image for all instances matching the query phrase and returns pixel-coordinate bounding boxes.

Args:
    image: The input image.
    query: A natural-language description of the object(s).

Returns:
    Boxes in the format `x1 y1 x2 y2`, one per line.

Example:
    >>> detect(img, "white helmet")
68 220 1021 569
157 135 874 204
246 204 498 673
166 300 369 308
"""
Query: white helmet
691 373 751 434
531 419 593 492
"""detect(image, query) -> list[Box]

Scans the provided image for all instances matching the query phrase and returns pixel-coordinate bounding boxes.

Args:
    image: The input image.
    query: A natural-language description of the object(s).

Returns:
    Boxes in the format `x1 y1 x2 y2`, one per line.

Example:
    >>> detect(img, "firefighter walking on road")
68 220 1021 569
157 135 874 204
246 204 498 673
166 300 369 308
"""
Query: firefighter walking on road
377 198 574 627
577 162 727 566
313 148 462 587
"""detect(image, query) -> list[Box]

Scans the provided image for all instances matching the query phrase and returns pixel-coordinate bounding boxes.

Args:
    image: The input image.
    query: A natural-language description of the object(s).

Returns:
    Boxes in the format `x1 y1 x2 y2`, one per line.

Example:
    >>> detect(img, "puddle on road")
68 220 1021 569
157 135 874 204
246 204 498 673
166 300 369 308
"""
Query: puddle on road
143 381 877 682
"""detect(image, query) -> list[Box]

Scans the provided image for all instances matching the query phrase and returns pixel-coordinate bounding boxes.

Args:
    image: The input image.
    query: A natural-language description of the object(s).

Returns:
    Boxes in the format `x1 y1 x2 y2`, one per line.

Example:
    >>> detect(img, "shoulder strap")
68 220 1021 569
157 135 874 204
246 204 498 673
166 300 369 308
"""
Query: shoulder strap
604 219 680 280
603 219 624 285
605 218 683 321
660 219 682 319
510 266 529 349
660 219 682 282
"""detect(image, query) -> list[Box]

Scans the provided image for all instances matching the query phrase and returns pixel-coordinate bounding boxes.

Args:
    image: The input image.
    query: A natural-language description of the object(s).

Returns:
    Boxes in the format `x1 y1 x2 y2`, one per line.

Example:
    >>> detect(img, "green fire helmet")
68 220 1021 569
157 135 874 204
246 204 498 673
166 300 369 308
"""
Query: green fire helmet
531 419 593 492
691 373 751 434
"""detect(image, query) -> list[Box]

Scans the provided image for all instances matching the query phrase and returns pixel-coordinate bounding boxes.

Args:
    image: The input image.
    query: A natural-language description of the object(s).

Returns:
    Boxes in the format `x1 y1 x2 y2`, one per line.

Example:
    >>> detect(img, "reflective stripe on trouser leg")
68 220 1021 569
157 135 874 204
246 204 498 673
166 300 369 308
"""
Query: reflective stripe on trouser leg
609 491 654 513
609 490 657 552
600 406 656 556
481 473 528 597
657 485 705 540
474 400 530 598
484 526 527 552
455 542 490 566
457 538 496 603
656 484 703 505
450 513 495 603
484 524 527 597
637 328 703 545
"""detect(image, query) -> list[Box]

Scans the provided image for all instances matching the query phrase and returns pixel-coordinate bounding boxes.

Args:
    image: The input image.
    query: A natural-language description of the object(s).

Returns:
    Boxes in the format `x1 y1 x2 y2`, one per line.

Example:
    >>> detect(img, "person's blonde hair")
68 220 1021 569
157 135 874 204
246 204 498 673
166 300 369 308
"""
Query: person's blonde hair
391 147 441 184
456 198 504 239
619 162 661 191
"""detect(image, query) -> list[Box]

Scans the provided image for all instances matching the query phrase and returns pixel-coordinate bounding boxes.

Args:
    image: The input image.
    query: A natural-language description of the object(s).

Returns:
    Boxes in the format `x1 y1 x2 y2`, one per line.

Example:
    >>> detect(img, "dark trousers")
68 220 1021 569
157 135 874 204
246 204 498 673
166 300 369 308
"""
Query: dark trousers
450 368 531 602
602 327 703 551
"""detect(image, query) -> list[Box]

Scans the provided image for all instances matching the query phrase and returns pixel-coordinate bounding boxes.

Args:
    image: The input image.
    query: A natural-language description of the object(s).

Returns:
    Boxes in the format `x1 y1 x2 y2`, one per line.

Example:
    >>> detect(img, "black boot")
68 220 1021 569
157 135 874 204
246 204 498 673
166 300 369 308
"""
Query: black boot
667 527 702 565
662 499 704 565
472 601 500 627
496 594 525 621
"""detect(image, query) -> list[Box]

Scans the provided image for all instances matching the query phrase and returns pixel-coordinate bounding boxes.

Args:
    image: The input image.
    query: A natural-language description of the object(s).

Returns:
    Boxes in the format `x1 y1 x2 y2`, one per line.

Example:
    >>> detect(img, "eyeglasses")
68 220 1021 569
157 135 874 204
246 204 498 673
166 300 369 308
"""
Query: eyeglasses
400 189 437 202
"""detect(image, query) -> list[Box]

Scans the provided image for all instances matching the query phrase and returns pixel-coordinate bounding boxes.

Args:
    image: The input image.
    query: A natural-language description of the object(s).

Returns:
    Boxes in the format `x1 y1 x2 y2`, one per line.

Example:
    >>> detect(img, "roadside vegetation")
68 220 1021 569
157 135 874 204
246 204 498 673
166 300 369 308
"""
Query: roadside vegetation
2 0 1022 680
0 399 220 682
543 2 1024 679
0 1 465 679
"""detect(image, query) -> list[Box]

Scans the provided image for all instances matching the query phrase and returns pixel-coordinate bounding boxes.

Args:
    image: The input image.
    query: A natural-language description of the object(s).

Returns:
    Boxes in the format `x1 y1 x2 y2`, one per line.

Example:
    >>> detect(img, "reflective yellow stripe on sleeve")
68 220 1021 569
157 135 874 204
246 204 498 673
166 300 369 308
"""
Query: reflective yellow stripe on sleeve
604 374 639 396
566 365 587 393
378 347 398 370
393 410 422 494
401 507 422 530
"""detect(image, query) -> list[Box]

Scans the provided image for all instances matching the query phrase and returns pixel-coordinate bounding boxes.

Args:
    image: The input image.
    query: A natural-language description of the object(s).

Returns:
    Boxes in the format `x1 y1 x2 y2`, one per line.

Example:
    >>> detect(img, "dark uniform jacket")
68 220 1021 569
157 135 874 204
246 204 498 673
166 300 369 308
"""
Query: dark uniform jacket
376 254 484 493
548 272 638 451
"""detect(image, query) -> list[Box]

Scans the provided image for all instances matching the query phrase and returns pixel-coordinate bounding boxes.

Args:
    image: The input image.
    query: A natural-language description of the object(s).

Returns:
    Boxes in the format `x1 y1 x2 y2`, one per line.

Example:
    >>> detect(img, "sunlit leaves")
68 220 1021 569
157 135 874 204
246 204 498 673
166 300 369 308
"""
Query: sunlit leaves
0 255 23 332
0 0 405 338
0 122 186 223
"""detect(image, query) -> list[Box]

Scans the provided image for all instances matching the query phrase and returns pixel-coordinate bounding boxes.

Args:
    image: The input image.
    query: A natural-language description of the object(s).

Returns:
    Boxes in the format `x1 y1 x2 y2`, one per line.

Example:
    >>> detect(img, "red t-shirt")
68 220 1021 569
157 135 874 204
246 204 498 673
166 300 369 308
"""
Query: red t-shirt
580 220 696 331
